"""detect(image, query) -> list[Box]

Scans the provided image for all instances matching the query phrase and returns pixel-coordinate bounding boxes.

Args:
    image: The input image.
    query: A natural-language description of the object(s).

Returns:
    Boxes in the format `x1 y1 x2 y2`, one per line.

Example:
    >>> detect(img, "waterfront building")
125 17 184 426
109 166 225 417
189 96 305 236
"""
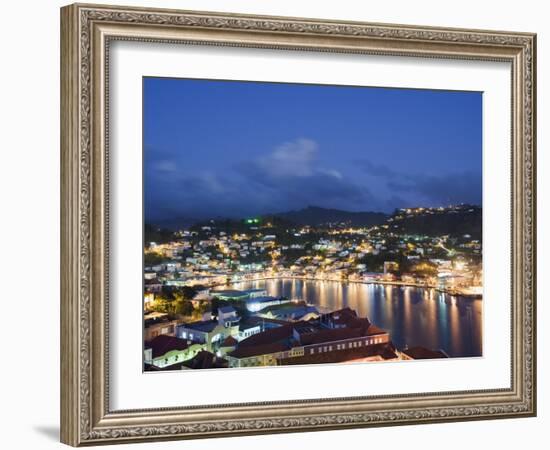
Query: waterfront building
242 288 269 298
245 295 291 312
257 301 319 321
362 272 385 282
226 308 390 368
383 261 399 274
211 289 249 301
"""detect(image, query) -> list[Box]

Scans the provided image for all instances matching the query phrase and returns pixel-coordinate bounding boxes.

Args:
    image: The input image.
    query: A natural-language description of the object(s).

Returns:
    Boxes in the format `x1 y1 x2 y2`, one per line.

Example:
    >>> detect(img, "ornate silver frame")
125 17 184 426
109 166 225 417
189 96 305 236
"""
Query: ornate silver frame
60 3 536 446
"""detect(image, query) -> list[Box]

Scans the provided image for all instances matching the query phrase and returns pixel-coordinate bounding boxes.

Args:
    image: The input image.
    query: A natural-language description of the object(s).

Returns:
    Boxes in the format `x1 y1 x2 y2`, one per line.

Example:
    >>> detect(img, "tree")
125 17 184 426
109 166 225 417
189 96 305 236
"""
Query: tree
144 252 165 267
150 296 175 314
174 299 195 317
410 261 438 277
180 285 198 300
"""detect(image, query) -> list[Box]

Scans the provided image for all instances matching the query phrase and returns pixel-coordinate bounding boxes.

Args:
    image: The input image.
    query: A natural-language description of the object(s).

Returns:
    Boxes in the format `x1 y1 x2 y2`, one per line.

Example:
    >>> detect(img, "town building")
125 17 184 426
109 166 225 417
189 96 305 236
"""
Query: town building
237 316 287 341
144 312 179 341
210 289 249 301
245 295 291 312
226 308 390 368
144 277 162 293
257 301 319 321
177 306 240 352
144 335 205 368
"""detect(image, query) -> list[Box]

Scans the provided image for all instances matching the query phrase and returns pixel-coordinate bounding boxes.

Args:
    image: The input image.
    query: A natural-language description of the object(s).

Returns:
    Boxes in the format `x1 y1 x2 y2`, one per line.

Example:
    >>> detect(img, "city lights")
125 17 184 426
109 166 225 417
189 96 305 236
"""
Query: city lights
144 204 482 371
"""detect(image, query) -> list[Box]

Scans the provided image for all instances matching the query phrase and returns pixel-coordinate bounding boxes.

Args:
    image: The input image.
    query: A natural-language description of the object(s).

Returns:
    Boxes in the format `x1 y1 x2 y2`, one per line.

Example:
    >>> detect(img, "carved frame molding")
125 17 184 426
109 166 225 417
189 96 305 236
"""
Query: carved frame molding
60 3 536 446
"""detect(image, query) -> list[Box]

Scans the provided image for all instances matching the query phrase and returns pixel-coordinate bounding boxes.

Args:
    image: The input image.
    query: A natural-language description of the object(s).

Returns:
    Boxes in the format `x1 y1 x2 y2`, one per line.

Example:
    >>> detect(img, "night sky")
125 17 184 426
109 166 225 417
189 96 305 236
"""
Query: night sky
144 77 482 224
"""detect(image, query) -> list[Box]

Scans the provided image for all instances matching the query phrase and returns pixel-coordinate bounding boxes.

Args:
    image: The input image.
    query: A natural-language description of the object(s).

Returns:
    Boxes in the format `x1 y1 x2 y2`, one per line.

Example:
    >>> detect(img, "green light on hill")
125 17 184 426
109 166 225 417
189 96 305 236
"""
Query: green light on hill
245 218 260 224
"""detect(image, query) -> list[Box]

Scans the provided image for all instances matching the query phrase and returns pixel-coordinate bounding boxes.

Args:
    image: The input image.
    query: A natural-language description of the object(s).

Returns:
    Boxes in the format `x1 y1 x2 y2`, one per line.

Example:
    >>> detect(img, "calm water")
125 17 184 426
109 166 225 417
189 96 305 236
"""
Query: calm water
231 279 482 358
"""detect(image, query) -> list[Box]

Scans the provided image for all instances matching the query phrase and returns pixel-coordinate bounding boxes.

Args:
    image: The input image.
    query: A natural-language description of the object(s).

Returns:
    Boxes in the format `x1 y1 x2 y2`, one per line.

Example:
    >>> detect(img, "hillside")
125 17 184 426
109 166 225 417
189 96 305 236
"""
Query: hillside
389 205 482 239
275 206 388 227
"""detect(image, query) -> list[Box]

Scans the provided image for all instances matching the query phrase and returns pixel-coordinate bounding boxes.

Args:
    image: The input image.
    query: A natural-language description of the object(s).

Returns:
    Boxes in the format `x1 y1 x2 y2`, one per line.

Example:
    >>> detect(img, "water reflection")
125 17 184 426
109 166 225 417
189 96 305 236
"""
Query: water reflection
231 279 482 358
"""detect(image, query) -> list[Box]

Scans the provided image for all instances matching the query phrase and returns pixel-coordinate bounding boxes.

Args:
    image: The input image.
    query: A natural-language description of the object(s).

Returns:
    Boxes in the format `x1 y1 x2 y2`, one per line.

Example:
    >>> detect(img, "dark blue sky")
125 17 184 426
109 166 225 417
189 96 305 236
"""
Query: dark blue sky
144 77 482 223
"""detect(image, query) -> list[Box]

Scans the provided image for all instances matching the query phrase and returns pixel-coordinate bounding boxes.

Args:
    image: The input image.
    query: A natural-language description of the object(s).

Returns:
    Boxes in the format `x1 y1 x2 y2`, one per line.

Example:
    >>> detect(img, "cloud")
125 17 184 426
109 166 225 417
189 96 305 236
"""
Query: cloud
356 160 482 207
145 138 376 222
153 160 178 173
387 172 482 205
237 138 343 185
145 143 481 224
356 160 399 178
257 138 318 178
235 139 373 211
318 168 343 179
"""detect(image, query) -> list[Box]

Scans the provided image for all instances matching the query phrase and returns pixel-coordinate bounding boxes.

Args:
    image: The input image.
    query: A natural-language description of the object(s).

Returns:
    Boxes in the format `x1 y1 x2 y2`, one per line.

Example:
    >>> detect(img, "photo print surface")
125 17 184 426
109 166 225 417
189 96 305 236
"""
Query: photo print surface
142 77 483 372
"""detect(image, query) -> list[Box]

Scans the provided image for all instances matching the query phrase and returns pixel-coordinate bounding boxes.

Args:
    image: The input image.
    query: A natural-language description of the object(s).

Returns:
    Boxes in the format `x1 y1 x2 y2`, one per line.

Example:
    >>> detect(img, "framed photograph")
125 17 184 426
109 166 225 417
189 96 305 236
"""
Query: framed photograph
60 3 536 446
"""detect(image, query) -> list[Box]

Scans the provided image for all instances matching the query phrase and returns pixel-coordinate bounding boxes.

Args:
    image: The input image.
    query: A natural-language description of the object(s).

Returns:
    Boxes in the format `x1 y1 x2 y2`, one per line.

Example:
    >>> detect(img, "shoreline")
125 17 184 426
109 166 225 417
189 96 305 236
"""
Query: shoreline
213 275 483 300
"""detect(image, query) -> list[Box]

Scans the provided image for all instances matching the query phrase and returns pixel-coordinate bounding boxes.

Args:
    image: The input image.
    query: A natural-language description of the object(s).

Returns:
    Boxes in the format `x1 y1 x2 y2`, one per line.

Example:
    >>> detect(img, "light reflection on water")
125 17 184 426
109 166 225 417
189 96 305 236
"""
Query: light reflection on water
231 279 482 358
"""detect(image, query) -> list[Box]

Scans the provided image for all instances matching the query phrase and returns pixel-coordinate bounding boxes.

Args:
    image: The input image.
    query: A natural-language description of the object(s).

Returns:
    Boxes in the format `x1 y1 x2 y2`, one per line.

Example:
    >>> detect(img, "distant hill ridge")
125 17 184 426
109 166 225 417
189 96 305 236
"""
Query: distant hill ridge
146 205 482 238
274 205 388 227
390 205 482 239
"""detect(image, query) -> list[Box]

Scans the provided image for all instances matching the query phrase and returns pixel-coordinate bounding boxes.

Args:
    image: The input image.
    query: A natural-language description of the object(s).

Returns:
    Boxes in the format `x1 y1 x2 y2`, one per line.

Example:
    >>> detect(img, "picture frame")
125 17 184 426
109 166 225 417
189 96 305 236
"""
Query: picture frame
60 2 536 446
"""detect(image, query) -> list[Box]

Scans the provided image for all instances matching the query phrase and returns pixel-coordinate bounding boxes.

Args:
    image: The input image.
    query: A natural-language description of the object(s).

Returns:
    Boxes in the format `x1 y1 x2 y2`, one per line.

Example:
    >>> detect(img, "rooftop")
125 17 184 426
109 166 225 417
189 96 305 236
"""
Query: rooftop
144 314 176 328
366 324 387 336
211 290 248 298
238 323 296 348
228 341 290 359
144 311 169 321
145 335 189 359
245 296 278 304
297 326 367 346
239 316 288 331
403 346 448 359
179 319 218 333
221 336 238 347
321 307 358 325
261 301 317 316
218 305 237 314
